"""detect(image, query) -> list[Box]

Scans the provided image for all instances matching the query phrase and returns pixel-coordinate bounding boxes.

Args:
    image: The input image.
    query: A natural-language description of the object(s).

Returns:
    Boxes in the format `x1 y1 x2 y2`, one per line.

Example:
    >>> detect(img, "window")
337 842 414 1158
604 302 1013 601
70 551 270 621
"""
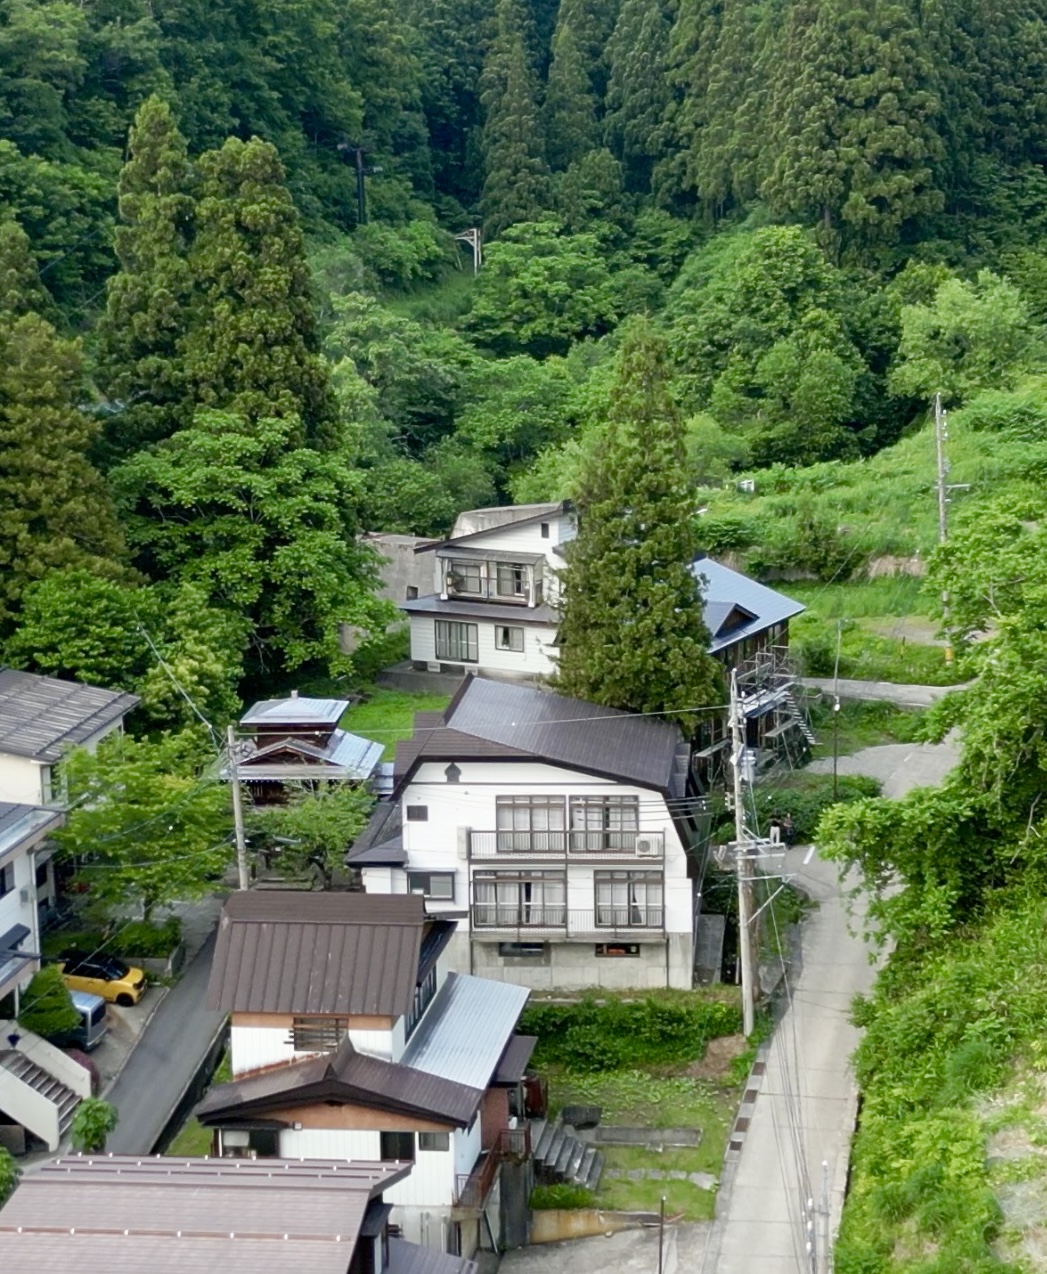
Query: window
495 625 524 652
540 522 550 538
499 942 548 958
594 872 663 928
473 872 566 927
290 1016 349 1052
408 871 455 900
419 1131 450 1151
405 965 437 1039
447 560 483 594
569 796 640 851
405 805 428 822
495 562 528 598
435 620 478 663
406 585 419 600
380 1131 415 1161
595 943 640 957
496 796 566 852
0 864 12 899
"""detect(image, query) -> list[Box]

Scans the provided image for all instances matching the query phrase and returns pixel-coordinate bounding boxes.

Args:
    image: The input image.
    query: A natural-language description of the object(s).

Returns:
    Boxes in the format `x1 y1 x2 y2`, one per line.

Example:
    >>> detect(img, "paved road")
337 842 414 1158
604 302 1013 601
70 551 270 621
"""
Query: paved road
808 733 960 798
105 930 225 1154
800 676 964 708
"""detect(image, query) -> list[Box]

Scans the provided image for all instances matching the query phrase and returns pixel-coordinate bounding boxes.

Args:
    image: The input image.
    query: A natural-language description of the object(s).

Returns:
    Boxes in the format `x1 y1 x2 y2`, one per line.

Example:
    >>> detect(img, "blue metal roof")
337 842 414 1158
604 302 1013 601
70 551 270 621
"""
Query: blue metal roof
692 558 806 654
401 973 529 1092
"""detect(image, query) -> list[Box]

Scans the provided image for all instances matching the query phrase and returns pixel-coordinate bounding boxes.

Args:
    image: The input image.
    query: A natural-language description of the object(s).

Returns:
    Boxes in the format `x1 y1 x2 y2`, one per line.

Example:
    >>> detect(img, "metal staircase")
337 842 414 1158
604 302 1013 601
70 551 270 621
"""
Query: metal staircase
529 1118 604 1192
781 690 818 745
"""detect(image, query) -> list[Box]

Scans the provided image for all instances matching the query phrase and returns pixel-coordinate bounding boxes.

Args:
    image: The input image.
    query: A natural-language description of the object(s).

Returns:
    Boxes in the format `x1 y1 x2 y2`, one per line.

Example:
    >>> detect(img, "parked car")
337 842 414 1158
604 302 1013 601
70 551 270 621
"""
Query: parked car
50 990 109 1051
57 952 147 1006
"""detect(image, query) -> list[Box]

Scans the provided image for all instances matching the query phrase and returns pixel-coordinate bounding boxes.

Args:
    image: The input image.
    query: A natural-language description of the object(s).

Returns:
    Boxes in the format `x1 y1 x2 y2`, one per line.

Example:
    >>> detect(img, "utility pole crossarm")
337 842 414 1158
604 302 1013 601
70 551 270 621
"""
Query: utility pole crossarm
934 393 955 664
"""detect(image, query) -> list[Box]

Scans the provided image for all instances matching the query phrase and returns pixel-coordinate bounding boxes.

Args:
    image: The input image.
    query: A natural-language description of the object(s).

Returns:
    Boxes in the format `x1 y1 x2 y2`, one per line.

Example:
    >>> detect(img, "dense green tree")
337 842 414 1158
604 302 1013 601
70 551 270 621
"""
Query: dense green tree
604 0 673 191
0 0 88 158
549 0 620 102
480 0 550 237
554 317 722 728
889 270 1037 403
465 219 618 357
542 23 598 172
250 785 373 888
0 219 51 319
113 410 388 676
0 1146 16 1207
455 354 574 476
0 308 126 631
184 137 338 445
56 729 230 923
69 1099 119 1153
95 95 196 460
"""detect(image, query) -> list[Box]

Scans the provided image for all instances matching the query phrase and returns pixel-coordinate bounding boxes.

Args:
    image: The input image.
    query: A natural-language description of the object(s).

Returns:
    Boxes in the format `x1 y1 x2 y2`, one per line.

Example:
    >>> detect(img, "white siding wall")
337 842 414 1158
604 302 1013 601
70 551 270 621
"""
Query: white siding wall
0 755 46 806
0 847 40 998
408 615 558 677
229 1024 295 1076
454 1116 481 1177
350 1017 404 1062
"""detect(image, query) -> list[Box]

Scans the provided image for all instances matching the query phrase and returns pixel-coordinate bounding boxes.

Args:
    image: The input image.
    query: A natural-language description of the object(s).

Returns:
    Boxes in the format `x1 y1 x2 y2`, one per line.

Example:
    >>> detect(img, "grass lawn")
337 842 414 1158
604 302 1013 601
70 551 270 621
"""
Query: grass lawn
165 1051 232 1157
807 698 925 757
342 685 452 760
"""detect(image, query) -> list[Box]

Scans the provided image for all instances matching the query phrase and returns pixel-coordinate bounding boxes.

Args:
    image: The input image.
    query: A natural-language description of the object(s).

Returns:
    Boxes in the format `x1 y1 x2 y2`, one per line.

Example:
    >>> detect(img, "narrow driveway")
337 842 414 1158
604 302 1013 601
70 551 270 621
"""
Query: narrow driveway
800 677 963 708
104 930 225 1154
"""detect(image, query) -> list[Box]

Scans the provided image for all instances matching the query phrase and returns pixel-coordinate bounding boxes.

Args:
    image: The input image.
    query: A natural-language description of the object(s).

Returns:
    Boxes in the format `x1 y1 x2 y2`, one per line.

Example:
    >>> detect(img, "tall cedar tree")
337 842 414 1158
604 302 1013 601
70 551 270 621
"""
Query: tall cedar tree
183 137 338 446
551 0 620 102
95 95 196 461
604 0 673 192
554 318 721 729
0 226 125 631
0 219 52 319
480 0 550 238
542 21 599 171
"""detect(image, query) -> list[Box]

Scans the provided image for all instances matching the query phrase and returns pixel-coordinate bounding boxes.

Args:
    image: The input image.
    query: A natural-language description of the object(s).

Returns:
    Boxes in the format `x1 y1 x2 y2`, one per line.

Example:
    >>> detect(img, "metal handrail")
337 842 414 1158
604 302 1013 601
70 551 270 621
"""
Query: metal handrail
469 906 665 937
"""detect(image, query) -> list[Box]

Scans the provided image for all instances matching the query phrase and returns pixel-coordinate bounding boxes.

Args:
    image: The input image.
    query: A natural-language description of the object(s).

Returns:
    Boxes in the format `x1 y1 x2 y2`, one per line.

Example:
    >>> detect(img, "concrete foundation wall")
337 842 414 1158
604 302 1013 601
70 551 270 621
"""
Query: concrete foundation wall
470 934 693 990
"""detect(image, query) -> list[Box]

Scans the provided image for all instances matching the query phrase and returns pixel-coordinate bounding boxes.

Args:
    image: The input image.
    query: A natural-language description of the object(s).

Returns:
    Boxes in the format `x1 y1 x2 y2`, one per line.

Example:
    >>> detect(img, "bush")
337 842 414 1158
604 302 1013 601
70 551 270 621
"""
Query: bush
0 1146 18 1206
530 1183 596 1210
18 965 80 1041
119 918 182 959
520 994 742 1073
70 1098 118 1152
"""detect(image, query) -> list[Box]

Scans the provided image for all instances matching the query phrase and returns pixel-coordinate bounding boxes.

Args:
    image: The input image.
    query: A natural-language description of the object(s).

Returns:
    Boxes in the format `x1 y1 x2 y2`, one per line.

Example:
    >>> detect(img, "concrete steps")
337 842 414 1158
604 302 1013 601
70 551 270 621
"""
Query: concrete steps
529 1117 604 1192
0 1049 82 1140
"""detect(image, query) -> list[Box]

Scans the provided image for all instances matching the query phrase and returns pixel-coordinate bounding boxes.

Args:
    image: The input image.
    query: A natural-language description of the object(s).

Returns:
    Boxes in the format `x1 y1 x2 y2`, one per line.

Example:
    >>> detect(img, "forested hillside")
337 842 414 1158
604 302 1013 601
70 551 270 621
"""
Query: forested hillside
3 0 1047 704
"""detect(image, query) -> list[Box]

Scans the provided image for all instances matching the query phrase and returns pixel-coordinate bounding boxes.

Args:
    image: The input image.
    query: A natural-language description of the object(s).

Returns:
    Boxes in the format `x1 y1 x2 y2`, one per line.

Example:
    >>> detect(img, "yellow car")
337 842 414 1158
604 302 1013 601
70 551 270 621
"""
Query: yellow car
58 952 147 1006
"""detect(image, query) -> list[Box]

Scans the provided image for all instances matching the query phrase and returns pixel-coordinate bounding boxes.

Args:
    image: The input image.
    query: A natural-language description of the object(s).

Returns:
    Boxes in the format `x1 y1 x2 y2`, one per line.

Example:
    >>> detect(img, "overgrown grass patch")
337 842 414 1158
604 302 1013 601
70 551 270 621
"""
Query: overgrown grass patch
597 1171 715 1222
342 685 452 760
807 699 926 756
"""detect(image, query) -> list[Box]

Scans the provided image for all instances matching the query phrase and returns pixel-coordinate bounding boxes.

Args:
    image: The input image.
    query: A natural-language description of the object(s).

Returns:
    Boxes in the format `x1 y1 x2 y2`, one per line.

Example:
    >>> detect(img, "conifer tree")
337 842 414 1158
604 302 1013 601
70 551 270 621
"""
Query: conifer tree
480 0 550 237
95 95 196 459
0 310 126 630
554 317 721 729
0 219 51 320
550 0 620 102
542 22 598 171
604 0 673 191
183 137 338 446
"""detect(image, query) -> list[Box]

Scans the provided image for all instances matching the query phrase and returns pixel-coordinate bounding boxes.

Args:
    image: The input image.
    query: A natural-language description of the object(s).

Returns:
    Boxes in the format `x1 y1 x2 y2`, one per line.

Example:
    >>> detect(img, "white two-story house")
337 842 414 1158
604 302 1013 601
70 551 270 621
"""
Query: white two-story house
350 676 703 990
403 502 573 680
199 891 534 1261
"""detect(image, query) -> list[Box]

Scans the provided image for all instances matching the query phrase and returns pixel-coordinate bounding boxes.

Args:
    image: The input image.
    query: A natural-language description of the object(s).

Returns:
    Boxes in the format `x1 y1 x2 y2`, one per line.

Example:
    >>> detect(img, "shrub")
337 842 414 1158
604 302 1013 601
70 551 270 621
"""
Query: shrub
119 918 182 959
18 966 80 1041
0 1147 17 1206
530 1183 596 1210
70 1098 118 1152
520 994 741 1073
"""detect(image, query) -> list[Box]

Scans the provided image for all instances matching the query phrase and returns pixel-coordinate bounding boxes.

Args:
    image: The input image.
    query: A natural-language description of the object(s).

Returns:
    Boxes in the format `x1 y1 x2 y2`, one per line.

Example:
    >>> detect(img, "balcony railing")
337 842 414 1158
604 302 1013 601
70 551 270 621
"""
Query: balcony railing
470 906 665 938
454 1127 531 1211
468 829 664 861
445 578 535 605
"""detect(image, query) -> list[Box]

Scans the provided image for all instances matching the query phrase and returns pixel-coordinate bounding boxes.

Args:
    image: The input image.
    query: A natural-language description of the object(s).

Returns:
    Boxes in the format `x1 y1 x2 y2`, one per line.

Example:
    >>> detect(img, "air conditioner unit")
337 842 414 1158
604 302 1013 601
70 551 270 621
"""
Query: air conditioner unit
19 888 29 904
635 836 659 857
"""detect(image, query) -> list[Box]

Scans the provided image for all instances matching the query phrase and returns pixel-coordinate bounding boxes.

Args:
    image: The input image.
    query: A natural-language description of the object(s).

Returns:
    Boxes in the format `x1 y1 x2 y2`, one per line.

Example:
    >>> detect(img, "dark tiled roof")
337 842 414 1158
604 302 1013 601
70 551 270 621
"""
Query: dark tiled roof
346 801 407 866
207 892 426 1016
0 669 138 763
198 1037 483 1128
493 1035 538 1085
388 1237 478 1274
0 1155 410 1274
395 676 686 795
400 595 559 625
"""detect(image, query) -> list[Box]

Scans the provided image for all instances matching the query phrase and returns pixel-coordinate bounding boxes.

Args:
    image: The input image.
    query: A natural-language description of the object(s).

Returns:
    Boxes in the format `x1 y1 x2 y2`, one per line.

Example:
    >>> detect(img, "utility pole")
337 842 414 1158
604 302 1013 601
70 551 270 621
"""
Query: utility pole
226 724 250 891
337 142 382 226
454 227 483 274
832 620 842 802
730 669 756 1038
934 393 954 665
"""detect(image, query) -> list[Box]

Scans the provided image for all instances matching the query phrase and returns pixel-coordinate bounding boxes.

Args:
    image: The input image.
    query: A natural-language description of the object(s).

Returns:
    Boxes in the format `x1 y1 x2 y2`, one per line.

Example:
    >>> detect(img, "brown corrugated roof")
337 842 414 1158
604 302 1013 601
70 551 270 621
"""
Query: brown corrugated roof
388 1237 478 1274
198 1037 482 1128
0 1156 411 1274
394 675 685 795
207 892 426 1016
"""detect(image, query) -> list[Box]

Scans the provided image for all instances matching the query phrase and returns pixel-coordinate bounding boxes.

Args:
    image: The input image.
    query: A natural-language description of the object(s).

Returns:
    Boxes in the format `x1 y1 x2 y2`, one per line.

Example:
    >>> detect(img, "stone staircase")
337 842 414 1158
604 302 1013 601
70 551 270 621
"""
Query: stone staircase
530 1118 604 1192
0 1049 82 1142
